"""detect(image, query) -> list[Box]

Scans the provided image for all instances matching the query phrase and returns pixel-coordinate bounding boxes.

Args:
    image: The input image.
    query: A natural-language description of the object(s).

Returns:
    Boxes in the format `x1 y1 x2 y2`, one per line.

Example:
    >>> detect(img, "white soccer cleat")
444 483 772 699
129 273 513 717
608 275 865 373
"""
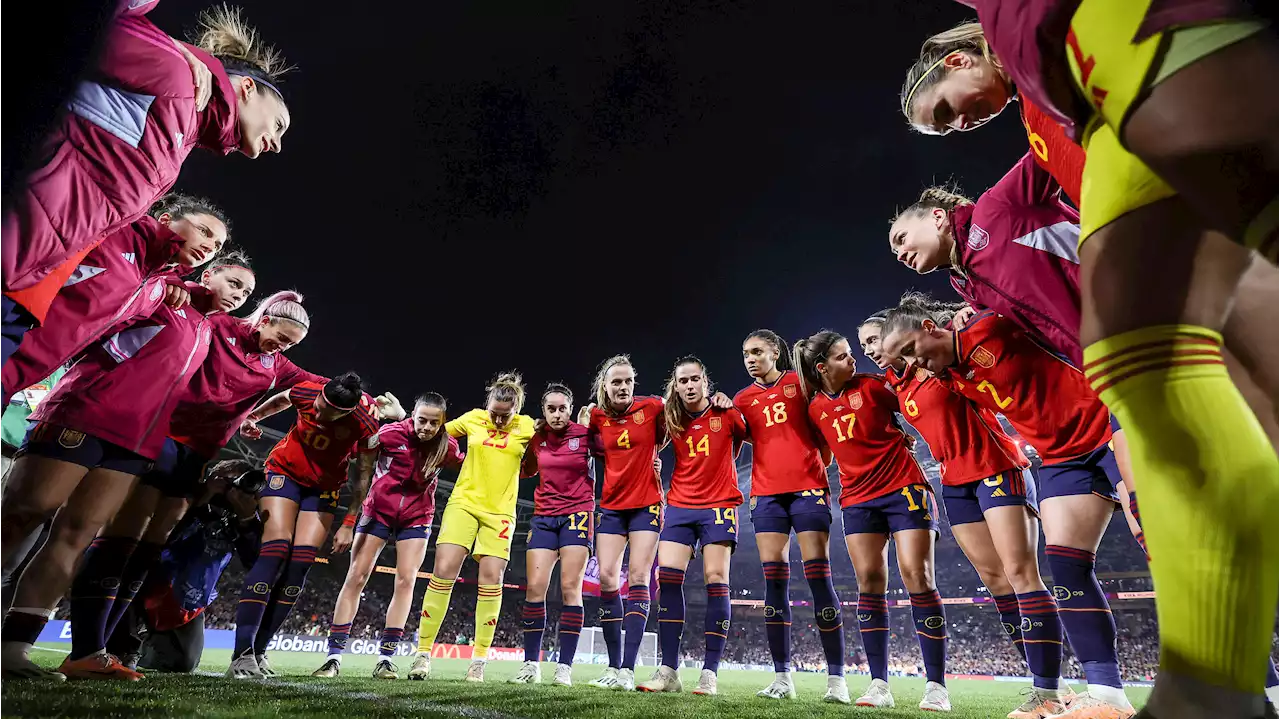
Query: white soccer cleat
1008 688 1069 719
407 652 432 680
636 665 683 693
226 653 264 680
1 654 66 682
823 675 851 704
372 659 399 680
553 664 573 687
588 667 619 689
919 681 952 712
255 653 276 677
311 657 341 678
1058 693 1135 719
509 660 541 684
613 668 636 691
691 669 717 696
855 678 895 708
465 659 486 683
756 676 797 700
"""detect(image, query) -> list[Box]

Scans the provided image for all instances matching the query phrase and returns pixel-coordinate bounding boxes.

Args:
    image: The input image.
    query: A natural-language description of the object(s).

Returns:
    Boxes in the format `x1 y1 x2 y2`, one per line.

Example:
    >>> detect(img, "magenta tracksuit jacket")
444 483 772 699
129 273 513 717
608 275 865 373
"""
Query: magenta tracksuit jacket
361 419 466 531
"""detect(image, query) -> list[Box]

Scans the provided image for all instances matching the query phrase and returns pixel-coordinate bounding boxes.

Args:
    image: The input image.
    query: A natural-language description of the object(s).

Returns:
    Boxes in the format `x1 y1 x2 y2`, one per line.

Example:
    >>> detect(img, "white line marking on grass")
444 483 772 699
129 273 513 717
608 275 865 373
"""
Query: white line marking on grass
31 645 71 654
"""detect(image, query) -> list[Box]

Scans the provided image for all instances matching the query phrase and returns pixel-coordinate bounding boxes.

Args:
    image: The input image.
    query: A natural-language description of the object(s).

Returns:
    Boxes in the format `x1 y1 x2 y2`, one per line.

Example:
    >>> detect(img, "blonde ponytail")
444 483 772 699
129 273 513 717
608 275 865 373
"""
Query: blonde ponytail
487 372 526 413
194 5 293 84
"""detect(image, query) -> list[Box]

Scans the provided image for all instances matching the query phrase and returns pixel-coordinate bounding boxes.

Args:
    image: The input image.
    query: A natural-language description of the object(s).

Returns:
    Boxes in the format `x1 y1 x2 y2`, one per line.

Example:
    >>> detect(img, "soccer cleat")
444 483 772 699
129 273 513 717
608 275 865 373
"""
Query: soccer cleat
372 659 399 680
407 652 431 680
255 653 276 677
1 655 66 682
553 664 573 687
226 653 263 680
58 652 144 681
919 681 952 712
465 659 486 683
756 677 797 700
588 667 619 689
691 669 717 696
311 658 341 678
855 678 895 708
636 666 682 693
1061 685 1079 707
613 668 636 691
823 675 851 705
1058 693 1135 719
509 660 541 684
1008 688 1070 719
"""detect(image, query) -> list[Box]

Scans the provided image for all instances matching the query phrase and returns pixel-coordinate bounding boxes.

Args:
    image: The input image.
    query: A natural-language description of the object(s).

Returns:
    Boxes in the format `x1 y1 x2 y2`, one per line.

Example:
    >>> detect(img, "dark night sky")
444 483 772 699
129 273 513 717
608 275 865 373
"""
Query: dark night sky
149 0 1028 428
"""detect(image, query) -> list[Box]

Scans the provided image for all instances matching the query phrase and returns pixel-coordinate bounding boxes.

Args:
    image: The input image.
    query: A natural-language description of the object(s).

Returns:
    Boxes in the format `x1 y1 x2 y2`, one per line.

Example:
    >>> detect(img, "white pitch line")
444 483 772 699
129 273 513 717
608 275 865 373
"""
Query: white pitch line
30 645 71 654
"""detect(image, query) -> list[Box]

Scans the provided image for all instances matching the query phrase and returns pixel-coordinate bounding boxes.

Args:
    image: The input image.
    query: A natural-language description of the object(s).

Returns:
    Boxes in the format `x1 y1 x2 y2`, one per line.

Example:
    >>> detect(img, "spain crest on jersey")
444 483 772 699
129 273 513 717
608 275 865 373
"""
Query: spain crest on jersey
709 417 722 432
848 392 863 410
968 224 990 251
972 345 996 369
783 384 797 398
568 437 580 451
915 367 928 382
633 410 645 425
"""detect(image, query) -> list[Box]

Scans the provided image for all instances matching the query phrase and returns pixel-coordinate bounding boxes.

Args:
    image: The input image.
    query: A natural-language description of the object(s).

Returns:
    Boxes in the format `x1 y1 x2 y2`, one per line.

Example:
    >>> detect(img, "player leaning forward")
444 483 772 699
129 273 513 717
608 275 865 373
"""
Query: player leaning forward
408 373 536 682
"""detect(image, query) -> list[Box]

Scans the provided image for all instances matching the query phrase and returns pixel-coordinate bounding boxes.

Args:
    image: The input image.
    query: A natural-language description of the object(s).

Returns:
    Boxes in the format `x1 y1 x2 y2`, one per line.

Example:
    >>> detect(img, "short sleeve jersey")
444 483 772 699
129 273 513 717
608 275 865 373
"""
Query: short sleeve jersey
264 382 381 491
947 311 1111 464
666 404 747 510
888 365 1027 487
588 396 666 510
444 408 536 517
734 370 828 497
807 374 925 507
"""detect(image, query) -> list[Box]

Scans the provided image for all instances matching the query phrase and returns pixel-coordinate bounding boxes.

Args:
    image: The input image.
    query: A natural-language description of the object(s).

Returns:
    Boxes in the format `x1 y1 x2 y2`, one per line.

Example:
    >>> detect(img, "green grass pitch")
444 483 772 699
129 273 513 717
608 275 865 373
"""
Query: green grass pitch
3 643 1149 718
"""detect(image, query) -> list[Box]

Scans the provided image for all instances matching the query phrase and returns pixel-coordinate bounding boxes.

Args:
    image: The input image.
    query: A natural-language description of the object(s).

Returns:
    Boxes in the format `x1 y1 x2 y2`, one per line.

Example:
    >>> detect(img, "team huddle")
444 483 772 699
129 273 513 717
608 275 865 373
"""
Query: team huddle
0 1 1276 719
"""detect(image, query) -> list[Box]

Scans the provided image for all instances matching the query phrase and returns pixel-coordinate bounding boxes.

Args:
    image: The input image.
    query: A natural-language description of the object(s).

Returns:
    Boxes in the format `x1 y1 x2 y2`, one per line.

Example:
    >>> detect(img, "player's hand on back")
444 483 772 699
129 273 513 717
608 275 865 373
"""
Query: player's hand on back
653 455 662 478
951 305 978 329
332 525 354 554
710 391 733 409
375 392 406 421
577 403 595 425
240 417 263 440
173 37 213 111
163 284 191 310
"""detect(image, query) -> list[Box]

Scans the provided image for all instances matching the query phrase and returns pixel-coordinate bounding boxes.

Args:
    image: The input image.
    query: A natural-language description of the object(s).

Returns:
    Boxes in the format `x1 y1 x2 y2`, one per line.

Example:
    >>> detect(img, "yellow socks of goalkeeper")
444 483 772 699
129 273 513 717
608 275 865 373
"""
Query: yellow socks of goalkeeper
416 576 455 653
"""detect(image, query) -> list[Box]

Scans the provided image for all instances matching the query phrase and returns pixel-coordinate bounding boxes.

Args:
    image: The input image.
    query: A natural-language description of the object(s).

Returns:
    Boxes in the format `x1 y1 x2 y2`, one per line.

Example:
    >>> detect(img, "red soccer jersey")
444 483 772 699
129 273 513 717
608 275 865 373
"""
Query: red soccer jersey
808 374 925 507
667 404 747 510
1019 93 1084 207
888 365 1028 487
589 396 666 510
946 311 1111 465
264 382 381 492
734 370 828 497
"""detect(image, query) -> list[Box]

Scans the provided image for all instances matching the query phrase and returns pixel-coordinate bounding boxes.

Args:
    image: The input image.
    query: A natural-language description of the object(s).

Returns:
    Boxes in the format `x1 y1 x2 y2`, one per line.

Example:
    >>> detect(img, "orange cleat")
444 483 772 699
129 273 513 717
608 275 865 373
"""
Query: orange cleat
58 652 145 681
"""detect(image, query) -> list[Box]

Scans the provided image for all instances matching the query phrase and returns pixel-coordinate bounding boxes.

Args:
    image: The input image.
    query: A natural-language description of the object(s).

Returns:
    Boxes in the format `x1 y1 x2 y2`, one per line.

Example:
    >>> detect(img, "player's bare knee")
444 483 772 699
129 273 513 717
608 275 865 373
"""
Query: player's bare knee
898 566 934 594
1005 563 1046 595
393 573 415 594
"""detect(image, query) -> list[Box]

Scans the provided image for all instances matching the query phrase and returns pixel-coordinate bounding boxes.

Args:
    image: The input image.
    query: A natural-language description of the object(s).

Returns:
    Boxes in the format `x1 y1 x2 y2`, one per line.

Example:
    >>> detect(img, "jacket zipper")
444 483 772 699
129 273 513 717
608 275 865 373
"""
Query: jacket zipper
136 317 207 453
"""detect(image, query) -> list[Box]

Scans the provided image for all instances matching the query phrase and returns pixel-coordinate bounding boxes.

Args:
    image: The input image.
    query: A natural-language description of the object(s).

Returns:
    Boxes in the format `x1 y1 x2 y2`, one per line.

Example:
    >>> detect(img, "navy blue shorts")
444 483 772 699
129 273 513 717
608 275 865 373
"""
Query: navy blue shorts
527 511 594 551
841 483 939 536
356 514 431 542
660 505 739 551
941 469 1039 526
1037 445 1122 504
139 439 212 498
597 503 662 536
20 422 153 476
750 489 833 535
262 471 340 514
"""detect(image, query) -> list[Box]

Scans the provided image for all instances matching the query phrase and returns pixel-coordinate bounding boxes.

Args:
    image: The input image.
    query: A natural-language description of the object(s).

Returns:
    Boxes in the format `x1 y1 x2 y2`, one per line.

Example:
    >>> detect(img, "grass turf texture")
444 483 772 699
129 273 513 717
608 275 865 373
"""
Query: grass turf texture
6 643 1149 718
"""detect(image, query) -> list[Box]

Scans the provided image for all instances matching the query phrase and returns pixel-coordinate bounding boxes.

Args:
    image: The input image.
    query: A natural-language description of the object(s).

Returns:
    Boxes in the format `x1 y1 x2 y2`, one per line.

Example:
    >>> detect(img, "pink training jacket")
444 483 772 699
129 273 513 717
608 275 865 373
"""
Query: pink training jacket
362 419 465 531
31 284 216 461
166 313 325 459
948 152 1085 366
2 11 240 298
2 216 184 400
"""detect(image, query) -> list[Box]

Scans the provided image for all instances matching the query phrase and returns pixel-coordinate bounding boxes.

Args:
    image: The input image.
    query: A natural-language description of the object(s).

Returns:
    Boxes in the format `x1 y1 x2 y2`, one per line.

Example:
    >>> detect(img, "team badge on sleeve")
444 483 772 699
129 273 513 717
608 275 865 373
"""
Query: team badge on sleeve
709 417 722 432
972 345 997 369
783 384 797 398
849 392 863 410
633 410 645 425
968 224 990 251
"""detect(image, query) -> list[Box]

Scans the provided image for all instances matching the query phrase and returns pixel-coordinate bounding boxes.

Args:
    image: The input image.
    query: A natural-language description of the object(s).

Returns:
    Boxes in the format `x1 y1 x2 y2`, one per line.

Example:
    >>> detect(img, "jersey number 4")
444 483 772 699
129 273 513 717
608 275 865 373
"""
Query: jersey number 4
617 430 630 449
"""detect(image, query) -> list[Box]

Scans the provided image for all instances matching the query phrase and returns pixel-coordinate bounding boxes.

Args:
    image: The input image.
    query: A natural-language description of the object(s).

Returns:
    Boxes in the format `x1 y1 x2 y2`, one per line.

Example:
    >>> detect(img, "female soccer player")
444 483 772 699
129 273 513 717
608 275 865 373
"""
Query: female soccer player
859 308 1073 718
580 355 665 691
3 5 292 361
0 280 233 680
312 393 463 680
409 373 536 684
2 193 233 399
900 17 1279 713
880 297 1138 717
510 383 597 687
792 329 950 712
733 330 848 703
635 357 745 697
225 373 382 680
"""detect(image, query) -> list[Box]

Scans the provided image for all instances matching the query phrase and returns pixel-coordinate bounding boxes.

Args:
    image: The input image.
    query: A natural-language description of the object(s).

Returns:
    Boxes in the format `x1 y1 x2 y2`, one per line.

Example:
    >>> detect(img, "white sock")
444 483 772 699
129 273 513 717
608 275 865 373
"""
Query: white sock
327 653 342 662
1088 684 1132 708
